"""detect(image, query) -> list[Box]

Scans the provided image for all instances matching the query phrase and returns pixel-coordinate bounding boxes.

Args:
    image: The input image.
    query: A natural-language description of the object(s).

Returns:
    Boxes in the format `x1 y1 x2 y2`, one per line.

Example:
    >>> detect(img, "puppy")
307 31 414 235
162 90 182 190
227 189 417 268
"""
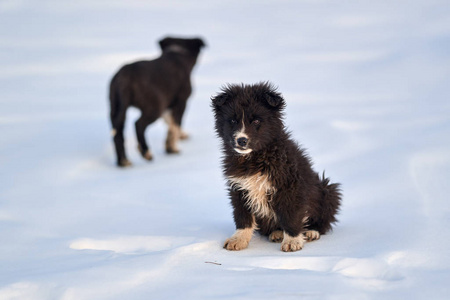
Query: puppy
109 36 205 167
211 82 341 252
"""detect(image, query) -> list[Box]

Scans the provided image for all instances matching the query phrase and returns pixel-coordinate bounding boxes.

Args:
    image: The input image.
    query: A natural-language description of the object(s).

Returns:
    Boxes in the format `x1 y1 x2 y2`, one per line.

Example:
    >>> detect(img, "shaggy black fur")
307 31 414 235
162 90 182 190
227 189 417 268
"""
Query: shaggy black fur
109 36 205 167
211 82 341 251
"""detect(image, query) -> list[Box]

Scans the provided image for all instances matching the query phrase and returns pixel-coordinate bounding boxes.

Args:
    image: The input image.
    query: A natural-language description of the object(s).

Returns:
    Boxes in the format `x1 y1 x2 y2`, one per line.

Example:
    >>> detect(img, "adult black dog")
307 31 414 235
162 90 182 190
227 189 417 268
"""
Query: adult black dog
211 82 341 252
109 37 205 167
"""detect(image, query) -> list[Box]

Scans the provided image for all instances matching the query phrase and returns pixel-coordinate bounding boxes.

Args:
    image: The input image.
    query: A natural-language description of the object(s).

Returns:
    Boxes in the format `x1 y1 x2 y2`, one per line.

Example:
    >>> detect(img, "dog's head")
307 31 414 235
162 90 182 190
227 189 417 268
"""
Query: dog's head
159 37 206 56
211 82 285 155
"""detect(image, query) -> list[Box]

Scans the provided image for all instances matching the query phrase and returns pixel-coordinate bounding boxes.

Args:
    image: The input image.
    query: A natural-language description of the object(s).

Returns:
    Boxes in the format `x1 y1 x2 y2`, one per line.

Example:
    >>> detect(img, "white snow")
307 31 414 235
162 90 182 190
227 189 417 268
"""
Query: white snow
1 0 450 299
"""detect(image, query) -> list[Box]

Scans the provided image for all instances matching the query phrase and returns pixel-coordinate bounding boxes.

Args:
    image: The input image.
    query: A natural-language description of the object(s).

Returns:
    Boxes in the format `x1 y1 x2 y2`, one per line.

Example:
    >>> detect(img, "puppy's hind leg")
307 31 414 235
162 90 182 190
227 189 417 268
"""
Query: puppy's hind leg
111 108 131 167
135 113 158 161
304 230 320 242
269 230 284 243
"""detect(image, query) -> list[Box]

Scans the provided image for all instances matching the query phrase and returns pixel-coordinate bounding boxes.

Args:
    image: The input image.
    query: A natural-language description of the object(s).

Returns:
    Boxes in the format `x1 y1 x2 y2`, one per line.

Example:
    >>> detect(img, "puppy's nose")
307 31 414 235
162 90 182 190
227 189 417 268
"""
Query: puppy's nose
237 137 248 147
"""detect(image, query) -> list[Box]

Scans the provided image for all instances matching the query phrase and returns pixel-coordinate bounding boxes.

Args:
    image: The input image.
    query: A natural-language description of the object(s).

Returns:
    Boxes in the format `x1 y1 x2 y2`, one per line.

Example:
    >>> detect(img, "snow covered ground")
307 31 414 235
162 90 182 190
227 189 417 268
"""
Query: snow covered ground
1 0 450 299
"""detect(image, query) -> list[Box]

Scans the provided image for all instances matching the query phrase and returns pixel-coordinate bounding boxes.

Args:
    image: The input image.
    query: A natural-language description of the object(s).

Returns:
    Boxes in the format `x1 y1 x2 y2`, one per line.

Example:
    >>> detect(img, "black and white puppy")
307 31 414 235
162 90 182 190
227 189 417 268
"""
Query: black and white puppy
109 36 205 167
211 82 341 252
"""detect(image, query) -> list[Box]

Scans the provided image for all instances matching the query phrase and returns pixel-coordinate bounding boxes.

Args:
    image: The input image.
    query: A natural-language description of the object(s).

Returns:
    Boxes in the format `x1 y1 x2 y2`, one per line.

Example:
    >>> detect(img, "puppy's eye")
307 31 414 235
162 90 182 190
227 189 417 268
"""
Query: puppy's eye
230 119 237 124
252 119 261 125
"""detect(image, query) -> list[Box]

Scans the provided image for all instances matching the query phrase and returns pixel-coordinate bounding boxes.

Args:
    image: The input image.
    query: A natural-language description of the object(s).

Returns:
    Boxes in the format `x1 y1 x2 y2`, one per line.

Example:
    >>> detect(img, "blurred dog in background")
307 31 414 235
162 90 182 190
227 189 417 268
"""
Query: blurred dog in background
109 36 205 167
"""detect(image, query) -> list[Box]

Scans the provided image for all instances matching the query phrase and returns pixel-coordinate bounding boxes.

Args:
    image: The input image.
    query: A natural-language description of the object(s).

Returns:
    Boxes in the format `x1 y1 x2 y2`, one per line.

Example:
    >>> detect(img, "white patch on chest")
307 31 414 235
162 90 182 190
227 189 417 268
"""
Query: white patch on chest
228 173 277 219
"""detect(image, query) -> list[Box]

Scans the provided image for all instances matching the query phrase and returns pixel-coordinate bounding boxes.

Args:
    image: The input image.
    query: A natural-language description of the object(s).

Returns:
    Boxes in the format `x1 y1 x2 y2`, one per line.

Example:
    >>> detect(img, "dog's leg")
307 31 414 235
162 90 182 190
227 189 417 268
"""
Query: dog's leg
224 226 256 251
269 230 284 243
304 230 320 242
111 107 131 167
179 129 189 140
112 124 131 167
163 111 181 154
272 190 308 252
164 111 189 140
224 190 256 251
166 85 191 151
135 114 158 161
281 232 306 252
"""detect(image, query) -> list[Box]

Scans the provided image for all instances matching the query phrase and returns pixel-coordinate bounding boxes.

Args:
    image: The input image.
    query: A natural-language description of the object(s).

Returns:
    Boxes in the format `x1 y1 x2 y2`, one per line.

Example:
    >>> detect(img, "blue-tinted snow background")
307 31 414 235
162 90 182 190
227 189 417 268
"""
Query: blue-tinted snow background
1 0 449 299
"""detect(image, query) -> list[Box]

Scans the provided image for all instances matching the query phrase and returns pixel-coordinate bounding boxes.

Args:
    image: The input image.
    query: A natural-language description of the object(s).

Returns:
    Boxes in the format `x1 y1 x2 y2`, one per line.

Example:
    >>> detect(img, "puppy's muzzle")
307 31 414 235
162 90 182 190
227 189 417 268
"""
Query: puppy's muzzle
234 137 252 154
237 137 248 147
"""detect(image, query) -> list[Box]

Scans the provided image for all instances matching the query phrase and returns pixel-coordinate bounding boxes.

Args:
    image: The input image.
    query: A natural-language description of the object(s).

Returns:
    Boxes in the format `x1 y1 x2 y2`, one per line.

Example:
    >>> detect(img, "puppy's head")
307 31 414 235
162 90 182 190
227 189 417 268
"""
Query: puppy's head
159 37 206 56
211 82 285 155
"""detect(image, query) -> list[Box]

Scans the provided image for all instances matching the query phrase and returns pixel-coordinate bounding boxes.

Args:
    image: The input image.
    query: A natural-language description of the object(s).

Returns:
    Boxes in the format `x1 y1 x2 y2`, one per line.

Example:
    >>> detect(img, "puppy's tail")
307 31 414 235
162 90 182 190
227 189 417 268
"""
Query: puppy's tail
109 76 119 125
313 172 342 234
109 75 127 133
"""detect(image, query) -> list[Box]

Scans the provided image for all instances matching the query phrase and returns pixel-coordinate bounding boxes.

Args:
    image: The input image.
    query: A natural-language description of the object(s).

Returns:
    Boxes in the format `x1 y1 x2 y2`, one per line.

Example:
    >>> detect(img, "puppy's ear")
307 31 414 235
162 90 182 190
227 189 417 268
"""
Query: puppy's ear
211 92 228 107
264 91 285 109
194 38 206 48
257 82 285 109
158 37 172 50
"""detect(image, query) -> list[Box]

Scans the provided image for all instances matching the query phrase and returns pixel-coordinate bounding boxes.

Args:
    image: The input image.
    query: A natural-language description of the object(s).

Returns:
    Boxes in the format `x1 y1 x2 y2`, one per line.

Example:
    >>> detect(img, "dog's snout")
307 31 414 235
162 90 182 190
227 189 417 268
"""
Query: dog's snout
237 137 248 147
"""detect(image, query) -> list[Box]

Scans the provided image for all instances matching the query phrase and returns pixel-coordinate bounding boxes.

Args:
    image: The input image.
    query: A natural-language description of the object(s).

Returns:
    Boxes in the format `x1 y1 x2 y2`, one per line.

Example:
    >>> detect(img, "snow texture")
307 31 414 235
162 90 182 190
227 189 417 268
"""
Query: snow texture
1 0 450 299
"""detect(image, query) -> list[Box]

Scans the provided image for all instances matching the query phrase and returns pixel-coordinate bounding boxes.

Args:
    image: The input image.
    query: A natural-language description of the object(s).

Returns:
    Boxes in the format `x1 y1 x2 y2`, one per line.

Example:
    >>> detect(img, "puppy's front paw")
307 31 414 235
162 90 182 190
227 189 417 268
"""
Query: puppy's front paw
281 233 305 252
223 228 254 251
224 236 249 251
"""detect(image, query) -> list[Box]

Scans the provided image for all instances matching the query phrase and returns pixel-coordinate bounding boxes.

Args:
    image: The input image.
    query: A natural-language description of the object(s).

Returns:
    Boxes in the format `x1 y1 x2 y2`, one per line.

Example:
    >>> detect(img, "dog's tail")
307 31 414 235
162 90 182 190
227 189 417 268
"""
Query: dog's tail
109 74 126 134
312 172 342 234
109 75 119 126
